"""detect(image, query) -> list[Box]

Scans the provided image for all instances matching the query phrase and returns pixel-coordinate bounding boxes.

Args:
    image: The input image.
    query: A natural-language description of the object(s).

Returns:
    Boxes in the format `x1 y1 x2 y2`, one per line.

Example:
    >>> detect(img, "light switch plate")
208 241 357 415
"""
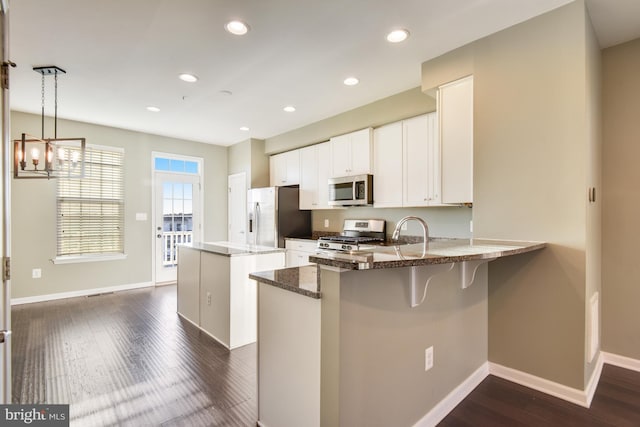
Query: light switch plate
136 212 148 221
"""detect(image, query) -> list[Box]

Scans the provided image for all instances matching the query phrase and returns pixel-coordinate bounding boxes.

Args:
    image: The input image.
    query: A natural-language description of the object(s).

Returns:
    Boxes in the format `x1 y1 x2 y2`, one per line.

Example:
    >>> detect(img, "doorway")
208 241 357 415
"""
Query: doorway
152 154 202 284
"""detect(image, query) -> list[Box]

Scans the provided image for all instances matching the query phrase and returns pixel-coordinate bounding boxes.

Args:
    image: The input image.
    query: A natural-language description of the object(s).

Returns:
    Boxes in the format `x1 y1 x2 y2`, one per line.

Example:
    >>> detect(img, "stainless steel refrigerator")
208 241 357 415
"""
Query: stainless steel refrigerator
247 186 311 248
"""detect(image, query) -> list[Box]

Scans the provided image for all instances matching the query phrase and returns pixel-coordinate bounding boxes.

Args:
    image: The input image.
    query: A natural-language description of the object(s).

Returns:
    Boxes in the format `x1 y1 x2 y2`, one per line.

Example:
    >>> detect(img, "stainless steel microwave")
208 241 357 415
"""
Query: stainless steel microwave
328 174 373 206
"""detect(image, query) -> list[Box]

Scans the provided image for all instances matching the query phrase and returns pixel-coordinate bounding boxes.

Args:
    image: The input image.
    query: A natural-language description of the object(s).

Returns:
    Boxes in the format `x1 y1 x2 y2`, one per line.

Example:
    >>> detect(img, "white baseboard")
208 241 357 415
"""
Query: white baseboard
11 281 155 305
585 352 604 407
489 359 603 408
413 362 489 427
602 351 640 372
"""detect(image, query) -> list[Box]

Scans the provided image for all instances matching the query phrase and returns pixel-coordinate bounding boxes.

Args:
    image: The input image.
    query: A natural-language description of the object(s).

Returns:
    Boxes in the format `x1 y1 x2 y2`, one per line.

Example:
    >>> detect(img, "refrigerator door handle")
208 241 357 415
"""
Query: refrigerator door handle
255 202 261 244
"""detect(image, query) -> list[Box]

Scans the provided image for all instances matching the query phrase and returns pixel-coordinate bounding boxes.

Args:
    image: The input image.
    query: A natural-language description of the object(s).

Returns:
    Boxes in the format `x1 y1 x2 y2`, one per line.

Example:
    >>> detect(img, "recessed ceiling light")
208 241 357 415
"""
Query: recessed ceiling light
179 73 198 83
386 29 410 43
240 126 250 131
283 106 296 113
146 106 160 112
225 20 250 35
343 77 359 86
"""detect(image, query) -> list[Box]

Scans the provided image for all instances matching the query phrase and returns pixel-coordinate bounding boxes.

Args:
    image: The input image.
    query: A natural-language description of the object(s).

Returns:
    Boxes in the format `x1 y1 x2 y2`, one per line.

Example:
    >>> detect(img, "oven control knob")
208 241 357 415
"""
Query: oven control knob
342 244 352 251
320 242 329 248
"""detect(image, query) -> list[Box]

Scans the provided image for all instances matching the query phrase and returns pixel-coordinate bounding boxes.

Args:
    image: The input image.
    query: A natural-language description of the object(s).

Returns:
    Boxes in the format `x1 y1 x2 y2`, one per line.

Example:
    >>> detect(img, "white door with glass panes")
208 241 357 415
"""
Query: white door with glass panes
153 156 202 284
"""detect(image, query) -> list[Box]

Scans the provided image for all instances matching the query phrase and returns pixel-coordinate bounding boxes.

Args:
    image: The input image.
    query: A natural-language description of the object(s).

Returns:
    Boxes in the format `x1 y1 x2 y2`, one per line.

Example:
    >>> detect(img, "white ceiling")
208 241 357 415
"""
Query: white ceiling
7 0 640 147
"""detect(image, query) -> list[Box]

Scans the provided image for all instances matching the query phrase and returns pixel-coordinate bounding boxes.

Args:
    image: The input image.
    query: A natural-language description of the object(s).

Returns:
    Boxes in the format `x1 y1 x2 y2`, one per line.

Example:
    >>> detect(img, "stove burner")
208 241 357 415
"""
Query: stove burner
319 235 383 244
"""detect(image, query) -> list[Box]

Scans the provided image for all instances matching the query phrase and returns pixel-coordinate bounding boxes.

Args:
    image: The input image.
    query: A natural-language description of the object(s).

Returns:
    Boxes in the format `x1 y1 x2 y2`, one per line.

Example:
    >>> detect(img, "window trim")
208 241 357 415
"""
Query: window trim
55 144 125 263
51 253 127 265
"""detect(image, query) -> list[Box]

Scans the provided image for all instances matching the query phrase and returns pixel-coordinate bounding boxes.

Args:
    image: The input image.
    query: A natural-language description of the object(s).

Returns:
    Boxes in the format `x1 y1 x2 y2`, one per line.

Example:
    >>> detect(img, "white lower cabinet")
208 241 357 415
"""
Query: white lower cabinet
285 239 317 267
177 246 285 349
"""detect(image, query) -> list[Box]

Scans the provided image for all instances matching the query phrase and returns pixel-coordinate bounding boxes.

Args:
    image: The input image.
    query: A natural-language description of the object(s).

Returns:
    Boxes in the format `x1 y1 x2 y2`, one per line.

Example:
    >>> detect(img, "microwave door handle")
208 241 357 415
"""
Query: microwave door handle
353 182 356 201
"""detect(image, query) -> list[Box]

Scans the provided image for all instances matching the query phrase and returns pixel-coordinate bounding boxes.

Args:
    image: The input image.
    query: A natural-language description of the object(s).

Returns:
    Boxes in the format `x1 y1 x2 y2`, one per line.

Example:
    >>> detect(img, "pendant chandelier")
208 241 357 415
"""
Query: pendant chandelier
13 65 85 179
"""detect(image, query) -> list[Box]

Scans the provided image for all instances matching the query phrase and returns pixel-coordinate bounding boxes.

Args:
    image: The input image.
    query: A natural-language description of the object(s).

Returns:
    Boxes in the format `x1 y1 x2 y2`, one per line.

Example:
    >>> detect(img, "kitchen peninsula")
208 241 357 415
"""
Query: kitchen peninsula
251 238 544 427
177 242 284 350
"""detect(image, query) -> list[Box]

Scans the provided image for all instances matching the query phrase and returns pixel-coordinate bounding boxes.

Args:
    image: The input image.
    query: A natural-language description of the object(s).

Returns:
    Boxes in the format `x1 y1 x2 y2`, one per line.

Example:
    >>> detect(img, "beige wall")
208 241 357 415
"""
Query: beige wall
421 0 598 389
265 87 436 154
312 206 472 239
10 111 228 299
320 264 488 426
601 37 640 360
228 138 269 189
583 8 602 387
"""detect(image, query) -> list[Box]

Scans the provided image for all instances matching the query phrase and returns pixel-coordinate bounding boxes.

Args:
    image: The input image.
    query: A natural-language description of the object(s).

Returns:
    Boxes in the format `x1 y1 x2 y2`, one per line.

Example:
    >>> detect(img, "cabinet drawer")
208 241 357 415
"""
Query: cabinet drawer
285 240 317 252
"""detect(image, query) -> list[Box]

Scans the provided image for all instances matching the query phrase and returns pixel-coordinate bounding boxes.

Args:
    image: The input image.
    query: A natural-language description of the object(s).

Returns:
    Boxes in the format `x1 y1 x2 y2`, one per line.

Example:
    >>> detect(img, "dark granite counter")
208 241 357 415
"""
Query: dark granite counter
183 241 285 257
308 238 545 270
250 265 320 299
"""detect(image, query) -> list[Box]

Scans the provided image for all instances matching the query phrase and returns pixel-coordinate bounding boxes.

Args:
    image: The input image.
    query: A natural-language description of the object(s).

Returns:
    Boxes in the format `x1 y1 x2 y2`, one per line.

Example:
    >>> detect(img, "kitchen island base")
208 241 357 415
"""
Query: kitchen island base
255 263 488 427
177 243 285 350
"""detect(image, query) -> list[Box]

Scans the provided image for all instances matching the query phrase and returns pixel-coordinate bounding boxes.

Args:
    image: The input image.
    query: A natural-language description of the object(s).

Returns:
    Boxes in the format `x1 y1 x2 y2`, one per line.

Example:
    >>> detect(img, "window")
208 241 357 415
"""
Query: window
154 157 199 174
56 145 124 259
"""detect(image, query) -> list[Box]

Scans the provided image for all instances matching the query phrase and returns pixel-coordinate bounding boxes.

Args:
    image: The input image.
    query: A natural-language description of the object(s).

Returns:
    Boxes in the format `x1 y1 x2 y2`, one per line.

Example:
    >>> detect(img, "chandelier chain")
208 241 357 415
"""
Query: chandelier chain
40 73 45 139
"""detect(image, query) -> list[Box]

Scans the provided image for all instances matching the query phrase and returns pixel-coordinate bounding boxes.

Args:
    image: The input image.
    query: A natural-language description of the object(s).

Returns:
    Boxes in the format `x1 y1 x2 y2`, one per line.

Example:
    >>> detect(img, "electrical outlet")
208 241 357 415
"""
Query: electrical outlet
470 220 473 233
207 292 212 306
32 268 42 279
425 346 434 371
324 219 329 228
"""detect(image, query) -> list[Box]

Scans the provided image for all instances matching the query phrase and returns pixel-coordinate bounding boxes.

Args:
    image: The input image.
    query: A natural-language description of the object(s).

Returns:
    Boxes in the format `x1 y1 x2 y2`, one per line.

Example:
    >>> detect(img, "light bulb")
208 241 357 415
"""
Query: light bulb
31 148 40 160
58 148 66 161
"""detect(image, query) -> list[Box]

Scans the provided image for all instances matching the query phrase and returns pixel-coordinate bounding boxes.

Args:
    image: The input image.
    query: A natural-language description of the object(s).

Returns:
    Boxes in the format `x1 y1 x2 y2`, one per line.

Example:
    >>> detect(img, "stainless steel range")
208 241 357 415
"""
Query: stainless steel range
317 219 386 252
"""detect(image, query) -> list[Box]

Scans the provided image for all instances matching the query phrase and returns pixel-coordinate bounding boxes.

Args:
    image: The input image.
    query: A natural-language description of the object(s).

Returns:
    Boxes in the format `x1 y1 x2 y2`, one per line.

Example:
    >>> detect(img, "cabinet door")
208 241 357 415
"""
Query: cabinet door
270 150 301 186
349 128 373 175
316 142 333 208
299 145 318 209
286 249 311 267
270 153 285 186
284 150 300 185
440 75 473 204
403 113 440 206
373 122 403 207
330 134 352 177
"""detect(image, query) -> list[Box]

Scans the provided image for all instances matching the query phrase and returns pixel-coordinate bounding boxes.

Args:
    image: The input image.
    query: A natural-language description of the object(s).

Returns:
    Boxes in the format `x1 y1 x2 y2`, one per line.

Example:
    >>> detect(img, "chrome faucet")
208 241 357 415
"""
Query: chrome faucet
392 216 430 254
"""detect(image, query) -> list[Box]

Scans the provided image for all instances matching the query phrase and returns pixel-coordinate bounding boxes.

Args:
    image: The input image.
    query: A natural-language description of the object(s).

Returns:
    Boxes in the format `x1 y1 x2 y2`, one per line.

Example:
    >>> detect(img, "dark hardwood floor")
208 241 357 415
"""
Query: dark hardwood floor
11 285 640 426
439 365 640 426
11 285 257 426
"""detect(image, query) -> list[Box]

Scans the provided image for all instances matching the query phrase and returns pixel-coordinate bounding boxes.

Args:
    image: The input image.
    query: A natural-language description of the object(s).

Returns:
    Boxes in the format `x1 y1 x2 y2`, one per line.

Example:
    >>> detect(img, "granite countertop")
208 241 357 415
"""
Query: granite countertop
308 238 545 270
181 241 285 257
250 265 321 299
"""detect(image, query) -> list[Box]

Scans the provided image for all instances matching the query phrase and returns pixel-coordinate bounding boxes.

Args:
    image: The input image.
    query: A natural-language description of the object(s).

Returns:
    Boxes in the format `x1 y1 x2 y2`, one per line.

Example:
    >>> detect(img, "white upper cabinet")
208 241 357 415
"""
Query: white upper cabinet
439 75 473 204
270 150 300 186
373 113 441 208
330 128 372 177
299 142 333 210
373 121 403 207
403 113 441 206
299 145 318 209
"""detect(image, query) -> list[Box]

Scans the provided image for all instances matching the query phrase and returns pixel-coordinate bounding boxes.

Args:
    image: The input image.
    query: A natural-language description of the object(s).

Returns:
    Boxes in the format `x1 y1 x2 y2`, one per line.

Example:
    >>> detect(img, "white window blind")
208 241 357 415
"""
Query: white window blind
57 145 124 257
